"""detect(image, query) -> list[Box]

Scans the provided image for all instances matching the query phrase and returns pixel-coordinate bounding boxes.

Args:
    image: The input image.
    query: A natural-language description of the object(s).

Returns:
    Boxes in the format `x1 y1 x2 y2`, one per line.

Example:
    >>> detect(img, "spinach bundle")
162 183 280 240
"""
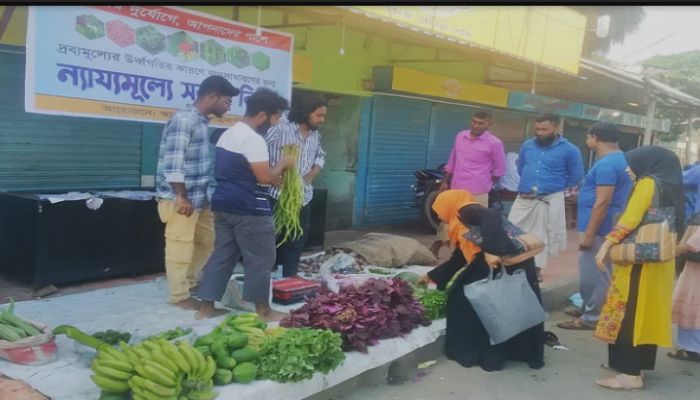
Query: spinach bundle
257 328 345 383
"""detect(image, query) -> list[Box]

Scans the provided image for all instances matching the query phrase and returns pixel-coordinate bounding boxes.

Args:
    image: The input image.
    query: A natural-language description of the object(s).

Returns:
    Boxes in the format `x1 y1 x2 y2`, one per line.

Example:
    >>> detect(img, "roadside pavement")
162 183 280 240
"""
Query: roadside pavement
338 310 700 400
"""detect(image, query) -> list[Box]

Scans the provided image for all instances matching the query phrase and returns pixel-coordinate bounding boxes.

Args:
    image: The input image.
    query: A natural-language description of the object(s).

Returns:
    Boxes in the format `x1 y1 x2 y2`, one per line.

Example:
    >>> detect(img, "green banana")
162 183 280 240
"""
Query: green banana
166 346 191 374
91 363 133 381
125 349 143 367
233 313 258 320
100 346 130 364
132 346 154 362
178 343 199 378
96 358 135 373
143 360 177 380
131 375 178 397
142 340 163 353
136 365 177 388
151 350 180 374
119 341 131 352
185 342 207 378
198 356 216 383
186 390 219 400
158 338 179 354
128 378 145 396
139 389 178 400
90 375 130 393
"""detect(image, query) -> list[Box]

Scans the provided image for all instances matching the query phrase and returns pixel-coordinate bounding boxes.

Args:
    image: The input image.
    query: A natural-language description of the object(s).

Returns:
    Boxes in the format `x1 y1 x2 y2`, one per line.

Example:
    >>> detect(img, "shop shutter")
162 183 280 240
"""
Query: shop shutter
427 104 470 169
0 50 142 192
490 110 528 153
364 96 431 226
618 131 640 152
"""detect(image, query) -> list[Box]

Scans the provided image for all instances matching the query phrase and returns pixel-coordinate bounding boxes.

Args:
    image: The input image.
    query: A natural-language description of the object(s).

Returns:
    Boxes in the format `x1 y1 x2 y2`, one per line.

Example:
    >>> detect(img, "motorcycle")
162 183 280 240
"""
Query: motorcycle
412 164 504 233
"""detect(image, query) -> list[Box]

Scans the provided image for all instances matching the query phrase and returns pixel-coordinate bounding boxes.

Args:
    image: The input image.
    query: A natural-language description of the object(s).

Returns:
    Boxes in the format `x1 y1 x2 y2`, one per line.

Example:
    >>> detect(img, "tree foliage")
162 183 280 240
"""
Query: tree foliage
571 6 646 57
642 51 700 143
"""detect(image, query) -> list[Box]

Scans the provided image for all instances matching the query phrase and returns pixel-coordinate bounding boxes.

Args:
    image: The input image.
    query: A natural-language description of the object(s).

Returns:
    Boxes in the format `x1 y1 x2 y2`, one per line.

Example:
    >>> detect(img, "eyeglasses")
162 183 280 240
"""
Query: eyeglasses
222 98 232 106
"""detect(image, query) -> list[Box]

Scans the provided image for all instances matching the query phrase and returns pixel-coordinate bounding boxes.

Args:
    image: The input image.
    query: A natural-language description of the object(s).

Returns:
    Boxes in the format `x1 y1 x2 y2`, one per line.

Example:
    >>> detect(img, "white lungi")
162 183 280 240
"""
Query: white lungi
508 191 567 268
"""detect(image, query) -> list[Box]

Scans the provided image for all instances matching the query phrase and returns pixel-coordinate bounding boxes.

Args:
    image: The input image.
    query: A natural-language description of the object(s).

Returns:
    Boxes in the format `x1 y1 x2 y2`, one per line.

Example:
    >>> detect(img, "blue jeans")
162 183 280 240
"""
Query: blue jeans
269 198 311 277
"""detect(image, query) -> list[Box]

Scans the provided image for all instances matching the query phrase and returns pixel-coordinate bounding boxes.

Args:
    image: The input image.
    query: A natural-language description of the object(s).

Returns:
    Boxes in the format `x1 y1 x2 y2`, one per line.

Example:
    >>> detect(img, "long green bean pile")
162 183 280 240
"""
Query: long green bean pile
274 144 304 246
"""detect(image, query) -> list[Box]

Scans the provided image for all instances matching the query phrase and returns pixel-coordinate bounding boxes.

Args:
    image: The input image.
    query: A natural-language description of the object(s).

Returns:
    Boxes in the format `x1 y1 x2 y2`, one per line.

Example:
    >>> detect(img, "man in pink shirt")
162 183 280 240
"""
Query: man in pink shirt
431 109 507 256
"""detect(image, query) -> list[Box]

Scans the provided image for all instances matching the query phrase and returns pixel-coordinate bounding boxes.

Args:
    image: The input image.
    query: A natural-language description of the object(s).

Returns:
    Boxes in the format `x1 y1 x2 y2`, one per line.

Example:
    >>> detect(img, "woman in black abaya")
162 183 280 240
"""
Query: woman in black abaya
419 190 545 372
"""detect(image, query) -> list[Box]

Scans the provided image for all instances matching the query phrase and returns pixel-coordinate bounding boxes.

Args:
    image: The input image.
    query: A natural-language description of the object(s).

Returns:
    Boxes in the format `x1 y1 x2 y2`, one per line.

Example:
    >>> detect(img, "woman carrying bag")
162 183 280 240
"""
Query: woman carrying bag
417 190 545 372
594 146 685 390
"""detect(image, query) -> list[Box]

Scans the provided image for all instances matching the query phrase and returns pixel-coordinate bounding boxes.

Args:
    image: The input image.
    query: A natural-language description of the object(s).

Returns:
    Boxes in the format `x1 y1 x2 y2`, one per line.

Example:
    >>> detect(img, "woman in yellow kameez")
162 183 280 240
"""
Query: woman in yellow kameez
594 146 685 390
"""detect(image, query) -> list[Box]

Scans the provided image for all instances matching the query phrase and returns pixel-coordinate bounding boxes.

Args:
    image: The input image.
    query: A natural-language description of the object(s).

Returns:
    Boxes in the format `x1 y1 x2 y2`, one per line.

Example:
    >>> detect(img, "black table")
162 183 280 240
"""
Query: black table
0 192 165 289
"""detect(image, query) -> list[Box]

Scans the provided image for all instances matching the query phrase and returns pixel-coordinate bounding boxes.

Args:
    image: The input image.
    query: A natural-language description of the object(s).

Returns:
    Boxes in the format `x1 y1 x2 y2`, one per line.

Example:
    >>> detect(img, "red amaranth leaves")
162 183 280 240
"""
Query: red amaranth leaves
281 278 430 353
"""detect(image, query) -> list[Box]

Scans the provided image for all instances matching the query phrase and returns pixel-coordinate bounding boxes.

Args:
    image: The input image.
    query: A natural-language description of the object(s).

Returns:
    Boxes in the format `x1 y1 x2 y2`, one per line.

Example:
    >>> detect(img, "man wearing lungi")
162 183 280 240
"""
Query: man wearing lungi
509 113 585 282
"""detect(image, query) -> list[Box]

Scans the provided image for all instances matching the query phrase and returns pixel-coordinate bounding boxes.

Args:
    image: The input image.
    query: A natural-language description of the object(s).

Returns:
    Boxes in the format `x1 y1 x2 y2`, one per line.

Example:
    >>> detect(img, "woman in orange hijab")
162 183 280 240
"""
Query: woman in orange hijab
420 190 545 372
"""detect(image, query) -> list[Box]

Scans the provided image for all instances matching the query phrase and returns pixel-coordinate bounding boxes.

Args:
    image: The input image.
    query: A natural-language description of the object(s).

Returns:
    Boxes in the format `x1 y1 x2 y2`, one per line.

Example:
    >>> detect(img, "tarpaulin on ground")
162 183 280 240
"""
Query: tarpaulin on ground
0 269 444 400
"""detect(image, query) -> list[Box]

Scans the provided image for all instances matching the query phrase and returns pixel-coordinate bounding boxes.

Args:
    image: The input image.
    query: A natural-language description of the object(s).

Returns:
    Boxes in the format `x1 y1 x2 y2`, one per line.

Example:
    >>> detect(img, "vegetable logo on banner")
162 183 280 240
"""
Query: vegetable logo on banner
24 6 293 126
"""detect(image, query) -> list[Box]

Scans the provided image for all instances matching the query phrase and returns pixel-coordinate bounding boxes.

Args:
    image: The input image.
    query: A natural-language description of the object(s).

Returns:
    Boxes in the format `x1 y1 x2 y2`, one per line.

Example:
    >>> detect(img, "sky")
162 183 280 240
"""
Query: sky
606 6 700 64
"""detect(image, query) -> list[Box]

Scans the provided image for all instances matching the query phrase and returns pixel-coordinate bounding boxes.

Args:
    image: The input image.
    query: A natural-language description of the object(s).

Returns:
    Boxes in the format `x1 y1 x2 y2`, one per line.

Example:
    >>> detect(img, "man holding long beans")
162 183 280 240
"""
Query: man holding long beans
265 92 328 277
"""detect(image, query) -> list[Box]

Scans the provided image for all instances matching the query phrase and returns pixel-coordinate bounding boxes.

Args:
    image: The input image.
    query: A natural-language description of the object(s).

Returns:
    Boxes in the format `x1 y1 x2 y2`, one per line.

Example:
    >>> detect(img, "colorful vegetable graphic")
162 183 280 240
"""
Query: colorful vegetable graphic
75 14 105 41
167 31 199 63
251 51 270 71
135 25 166 55
201 39 226 66
227 46 250 69
106 20 135 48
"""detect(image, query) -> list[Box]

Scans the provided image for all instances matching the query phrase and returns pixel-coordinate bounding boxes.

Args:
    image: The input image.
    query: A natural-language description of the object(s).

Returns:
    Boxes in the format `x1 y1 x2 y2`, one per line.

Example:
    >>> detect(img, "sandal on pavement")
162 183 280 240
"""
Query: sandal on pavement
595 374 643 391
557 318 596 331
544 331 561 347
668 349 700 363
564 306 583 318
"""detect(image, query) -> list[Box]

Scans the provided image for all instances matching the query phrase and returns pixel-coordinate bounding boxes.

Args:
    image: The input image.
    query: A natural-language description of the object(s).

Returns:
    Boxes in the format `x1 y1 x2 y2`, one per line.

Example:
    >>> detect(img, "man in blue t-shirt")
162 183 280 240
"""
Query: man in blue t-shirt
557 122 632 330
196 88 296 321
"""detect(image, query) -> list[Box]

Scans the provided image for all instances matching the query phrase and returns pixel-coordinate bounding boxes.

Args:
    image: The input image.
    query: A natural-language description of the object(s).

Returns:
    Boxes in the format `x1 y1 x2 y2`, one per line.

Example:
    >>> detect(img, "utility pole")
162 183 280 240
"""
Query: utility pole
643 98 657 146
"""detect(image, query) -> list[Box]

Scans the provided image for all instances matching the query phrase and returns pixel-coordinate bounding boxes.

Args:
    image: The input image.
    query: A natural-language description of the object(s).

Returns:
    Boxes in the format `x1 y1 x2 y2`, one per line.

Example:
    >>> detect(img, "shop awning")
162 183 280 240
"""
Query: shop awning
266 6 587 82
338 6 587 80
580 58 700 109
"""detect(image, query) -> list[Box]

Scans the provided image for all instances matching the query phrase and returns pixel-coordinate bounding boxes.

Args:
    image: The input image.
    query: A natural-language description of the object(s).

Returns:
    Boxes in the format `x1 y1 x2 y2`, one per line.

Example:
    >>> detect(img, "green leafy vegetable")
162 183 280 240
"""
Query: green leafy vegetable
414 289 448 321
257 328 345 383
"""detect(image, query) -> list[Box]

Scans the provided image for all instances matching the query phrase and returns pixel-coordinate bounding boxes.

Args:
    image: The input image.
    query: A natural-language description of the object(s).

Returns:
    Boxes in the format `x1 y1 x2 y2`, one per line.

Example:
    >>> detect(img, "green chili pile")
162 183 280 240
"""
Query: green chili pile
274 145 304 246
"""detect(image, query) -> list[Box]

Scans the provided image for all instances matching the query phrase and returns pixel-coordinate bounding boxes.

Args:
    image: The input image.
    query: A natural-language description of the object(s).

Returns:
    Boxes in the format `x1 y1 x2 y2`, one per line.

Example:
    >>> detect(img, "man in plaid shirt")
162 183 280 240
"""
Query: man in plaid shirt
156 76 239 310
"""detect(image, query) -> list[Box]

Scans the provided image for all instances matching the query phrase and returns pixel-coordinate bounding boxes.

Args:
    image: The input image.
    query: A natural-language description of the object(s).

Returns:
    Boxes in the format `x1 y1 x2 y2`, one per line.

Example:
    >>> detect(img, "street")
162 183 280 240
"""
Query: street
340 311 700 400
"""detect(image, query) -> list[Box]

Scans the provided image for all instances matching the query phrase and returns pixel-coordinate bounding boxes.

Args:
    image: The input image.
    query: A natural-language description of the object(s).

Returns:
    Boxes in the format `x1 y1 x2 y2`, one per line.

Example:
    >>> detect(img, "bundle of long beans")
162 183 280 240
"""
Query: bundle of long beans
274 145 304 246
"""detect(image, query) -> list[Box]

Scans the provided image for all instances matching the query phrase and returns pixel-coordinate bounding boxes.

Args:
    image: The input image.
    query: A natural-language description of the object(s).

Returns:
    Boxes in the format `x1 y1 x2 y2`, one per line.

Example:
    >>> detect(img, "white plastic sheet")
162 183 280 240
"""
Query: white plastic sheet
0 271 445 400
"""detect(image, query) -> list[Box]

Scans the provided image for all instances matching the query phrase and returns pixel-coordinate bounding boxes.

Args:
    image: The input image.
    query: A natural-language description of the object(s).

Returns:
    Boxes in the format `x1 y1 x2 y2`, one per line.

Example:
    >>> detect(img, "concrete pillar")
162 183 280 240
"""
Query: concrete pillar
643 99 657 146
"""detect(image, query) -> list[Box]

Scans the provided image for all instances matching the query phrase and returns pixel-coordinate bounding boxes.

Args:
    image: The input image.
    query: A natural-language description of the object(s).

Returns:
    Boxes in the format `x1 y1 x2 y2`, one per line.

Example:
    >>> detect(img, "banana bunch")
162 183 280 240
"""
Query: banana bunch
90 343 135 394
89 339 220 400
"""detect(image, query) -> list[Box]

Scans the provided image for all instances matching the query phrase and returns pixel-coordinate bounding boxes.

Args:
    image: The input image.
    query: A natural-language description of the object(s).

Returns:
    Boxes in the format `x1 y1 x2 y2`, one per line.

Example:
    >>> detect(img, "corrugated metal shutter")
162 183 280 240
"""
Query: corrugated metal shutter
427 104 470 169
0 50 142 191
491 110 527 153
364 96 431 225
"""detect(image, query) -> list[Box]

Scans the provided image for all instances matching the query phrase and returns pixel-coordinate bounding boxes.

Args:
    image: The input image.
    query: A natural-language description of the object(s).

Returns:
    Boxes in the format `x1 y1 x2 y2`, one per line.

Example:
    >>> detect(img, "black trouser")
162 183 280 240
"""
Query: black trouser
608 264 657 376
269 197 311 277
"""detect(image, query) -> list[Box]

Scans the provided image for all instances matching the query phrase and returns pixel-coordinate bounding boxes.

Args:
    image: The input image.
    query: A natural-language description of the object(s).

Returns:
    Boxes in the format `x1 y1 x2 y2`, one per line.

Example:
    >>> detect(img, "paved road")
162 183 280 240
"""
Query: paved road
339 311 699 400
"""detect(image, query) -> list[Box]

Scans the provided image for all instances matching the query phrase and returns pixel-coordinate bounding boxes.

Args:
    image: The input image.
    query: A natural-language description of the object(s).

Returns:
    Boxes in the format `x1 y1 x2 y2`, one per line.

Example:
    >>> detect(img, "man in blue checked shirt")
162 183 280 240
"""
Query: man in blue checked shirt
265 92 327 277
508 113 585 282
156 76 239 310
